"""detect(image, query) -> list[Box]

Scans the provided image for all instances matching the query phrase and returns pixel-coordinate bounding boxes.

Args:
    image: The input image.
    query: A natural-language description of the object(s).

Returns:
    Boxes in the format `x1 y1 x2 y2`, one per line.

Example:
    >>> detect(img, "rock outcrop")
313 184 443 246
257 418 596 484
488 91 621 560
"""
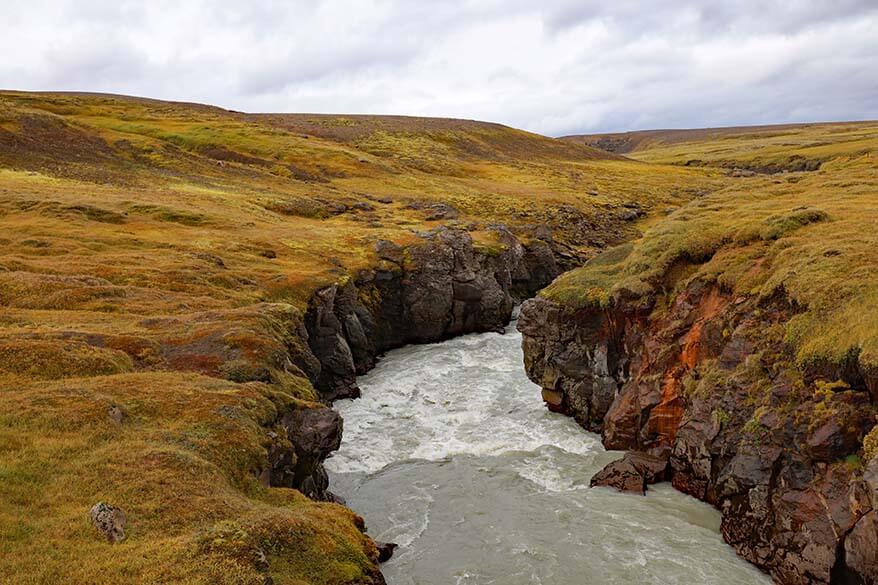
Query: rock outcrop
89 502 126 543
519 281 878 584
245 226 577 504
305 226 570 399
589 449 670 495
375 541 398 563
844 459 878 583
261 403 344 501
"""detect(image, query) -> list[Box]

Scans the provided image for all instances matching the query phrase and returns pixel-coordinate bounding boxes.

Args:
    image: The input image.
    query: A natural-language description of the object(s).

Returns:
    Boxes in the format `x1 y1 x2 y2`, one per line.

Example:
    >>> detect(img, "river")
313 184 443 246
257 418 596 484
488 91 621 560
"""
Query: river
325 320 771 585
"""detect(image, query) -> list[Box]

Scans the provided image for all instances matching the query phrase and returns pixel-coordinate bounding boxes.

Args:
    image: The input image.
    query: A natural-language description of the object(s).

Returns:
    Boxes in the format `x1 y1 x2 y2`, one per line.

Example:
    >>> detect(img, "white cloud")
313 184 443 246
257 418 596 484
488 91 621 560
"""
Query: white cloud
0 0 875 134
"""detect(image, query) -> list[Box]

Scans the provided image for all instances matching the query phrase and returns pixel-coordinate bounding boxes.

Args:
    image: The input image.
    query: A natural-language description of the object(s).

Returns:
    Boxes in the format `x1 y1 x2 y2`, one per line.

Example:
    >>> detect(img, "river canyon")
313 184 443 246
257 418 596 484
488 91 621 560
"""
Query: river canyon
326 320 772 585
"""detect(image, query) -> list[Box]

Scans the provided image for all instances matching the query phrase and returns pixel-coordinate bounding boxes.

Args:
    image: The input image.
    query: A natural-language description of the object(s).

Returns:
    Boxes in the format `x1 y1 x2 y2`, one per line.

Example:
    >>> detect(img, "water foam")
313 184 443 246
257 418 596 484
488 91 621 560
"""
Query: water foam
326 325 598 475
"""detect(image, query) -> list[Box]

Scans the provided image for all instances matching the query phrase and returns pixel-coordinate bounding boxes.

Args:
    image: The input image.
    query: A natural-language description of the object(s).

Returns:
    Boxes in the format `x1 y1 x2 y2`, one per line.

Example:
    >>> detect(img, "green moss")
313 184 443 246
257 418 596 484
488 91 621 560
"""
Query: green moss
743 406 770 435
814 379 850 395
758 207 829 240
220 359 271 384
0 340 134 380
843 454 864 472
197 510 377 585
712 408 731 428
270 370 318 401
129 204 207 225
540 242 635 308
864 427 878 462
682 360 725 399
67 204 128 224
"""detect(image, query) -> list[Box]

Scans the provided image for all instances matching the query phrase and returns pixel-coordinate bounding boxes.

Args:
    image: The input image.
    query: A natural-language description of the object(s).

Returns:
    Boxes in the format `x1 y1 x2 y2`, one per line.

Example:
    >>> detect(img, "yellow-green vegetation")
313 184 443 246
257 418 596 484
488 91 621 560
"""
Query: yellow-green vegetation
0 91 716 583
625 122 878 170
864 426 878 462
569 121 878 172
0 373 377 584
545 121 878 377
0 91 716 309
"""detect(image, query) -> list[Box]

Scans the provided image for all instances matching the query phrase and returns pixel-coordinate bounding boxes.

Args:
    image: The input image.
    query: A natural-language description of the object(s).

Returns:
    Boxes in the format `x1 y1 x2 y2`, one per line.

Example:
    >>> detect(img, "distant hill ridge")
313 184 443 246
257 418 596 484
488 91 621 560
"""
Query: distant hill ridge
563 120 877 154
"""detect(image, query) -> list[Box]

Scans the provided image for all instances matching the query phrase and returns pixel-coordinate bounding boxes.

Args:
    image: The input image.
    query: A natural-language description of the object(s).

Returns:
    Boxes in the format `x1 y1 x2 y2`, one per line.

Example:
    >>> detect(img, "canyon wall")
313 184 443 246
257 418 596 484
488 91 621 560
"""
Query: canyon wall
304 226 566 401
519 280 877 584
248 226 577 505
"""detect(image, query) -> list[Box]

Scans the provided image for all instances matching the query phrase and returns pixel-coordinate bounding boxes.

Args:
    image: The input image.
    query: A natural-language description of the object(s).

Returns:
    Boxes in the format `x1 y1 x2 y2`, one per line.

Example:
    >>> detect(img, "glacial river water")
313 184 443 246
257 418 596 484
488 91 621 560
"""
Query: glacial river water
325 320 771 585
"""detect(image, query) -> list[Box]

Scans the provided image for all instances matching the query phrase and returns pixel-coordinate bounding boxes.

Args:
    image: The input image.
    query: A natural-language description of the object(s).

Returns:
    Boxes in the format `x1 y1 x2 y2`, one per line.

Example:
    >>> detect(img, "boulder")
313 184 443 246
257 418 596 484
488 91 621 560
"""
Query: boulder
108 404 125 426
806 419 861 462
844 511 878 582
590 450 669 495
285 407 342 460
270 406 344 501
89 502 126 543
375 541 398 563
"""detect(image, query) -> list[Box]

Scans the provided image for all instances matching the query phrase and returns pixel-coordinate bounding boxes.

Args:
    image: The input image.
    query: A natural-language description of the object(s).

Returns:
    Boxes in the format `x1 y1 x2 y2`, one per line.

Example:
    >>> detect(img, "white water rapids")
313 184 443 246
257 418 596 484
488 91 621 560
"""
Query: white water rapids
325 321 771 585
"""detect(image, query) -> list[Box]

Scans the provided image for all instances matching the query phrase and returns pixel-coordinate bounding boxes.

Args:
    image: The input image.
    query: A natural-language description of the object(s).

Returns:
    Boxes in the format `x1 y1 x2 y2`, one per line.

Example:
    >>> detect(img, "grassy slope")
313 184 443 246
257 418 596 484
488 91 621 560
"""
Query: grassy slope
0 91 714 584
565 121 878 169
546 121 878 404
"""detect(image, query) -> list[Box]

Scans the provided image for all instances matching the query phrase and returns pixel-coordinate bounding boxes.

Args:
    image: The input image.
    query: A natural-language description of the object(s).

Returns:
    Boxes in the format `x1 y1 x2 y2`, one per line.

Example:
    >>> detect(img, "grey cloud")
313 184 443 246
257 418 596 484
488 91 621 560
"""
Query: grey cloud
43 40 148 88
539 0 878 36
238 42 416 95
0 0 875 135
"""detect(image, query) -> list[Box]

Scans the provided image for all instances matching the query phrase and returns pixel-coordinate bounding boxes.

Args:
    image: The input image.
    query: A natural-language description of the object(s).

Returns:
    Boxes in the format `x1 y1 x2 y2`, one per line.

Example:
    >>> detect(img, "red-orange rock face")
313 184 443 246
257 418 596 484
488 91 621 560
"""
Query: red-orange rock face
519 281 878 584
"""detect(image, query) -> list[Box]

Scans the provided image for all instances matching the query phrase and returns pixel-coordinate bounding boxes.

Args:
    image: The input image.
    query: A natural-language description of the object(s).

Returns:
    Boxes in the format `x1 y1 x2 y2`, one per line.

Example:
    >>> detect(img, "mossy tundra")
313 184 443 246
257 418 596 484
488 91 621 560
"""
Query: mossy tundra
1 90 876 583
0 91 716 584
545 122 878 379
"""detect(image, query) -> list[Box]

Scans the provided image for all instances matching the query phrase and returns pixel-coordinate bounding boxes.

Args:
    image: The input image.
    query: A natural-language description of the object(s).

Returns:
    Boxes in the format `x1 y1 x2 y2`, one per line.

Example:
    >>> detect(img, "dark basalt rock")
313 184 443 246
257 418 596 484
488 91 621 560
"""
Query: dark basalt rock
263 404 343 501
304 286 361 400
807 418 862 462
282 406 342 501
284 406 343 459
518 297 636 433
840 460 878 584
375 541 398 563
304 227 572 401
845 510 878 583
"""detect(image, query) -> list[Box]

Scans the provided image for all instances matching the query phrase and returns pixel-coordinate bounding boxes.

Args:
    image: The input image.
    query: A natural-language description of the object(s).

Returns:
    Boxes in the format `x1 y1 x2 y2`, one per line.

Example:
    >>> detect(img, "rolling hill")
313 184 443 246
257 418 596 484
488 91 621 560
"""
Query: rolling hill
0 91 715 584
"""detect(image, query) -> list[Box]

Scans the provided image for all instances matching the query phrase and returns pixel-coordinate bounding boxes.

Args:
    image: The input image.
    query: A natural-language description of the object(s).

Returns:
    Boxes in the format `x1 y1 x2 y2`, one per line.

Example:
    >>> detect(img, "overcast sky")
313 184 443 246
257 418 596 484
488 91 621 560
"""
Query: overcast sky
2 0 876 135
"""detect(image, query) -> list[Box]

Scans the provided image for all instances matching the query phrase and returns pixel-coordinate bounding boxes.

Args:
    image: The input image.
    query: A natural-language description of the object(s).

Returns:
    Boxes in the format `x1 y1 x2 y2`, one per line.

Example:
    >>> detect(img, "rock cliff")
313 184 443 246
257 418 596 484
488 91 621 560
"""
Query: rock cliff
304 226 570 400
519 280 877 584
244 224 578 575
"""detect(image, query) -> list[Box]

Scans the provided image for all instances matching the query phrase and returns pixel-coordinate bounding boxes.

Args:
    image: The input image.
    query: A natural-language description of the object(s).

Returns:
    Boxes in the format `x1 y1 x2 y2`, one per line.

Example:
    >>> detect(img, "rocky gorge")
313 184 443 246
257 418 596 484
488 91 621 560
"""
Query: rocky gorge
283 181 878 584
304 226 570 401
264 225 586 538
2 91 876 584
518 273 878 584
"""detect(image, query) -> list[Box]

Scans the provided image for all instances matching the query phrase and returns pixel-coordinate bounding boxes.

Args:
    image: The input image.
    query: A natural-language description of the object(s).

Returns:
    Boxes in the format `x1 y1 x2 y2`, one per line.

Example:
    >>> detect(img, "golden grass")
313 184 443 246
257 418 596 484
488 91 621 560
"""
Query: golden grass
619 121 878 169
0 91 720 582
544 124 878 375
0 373 377 584
0 92 718 311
